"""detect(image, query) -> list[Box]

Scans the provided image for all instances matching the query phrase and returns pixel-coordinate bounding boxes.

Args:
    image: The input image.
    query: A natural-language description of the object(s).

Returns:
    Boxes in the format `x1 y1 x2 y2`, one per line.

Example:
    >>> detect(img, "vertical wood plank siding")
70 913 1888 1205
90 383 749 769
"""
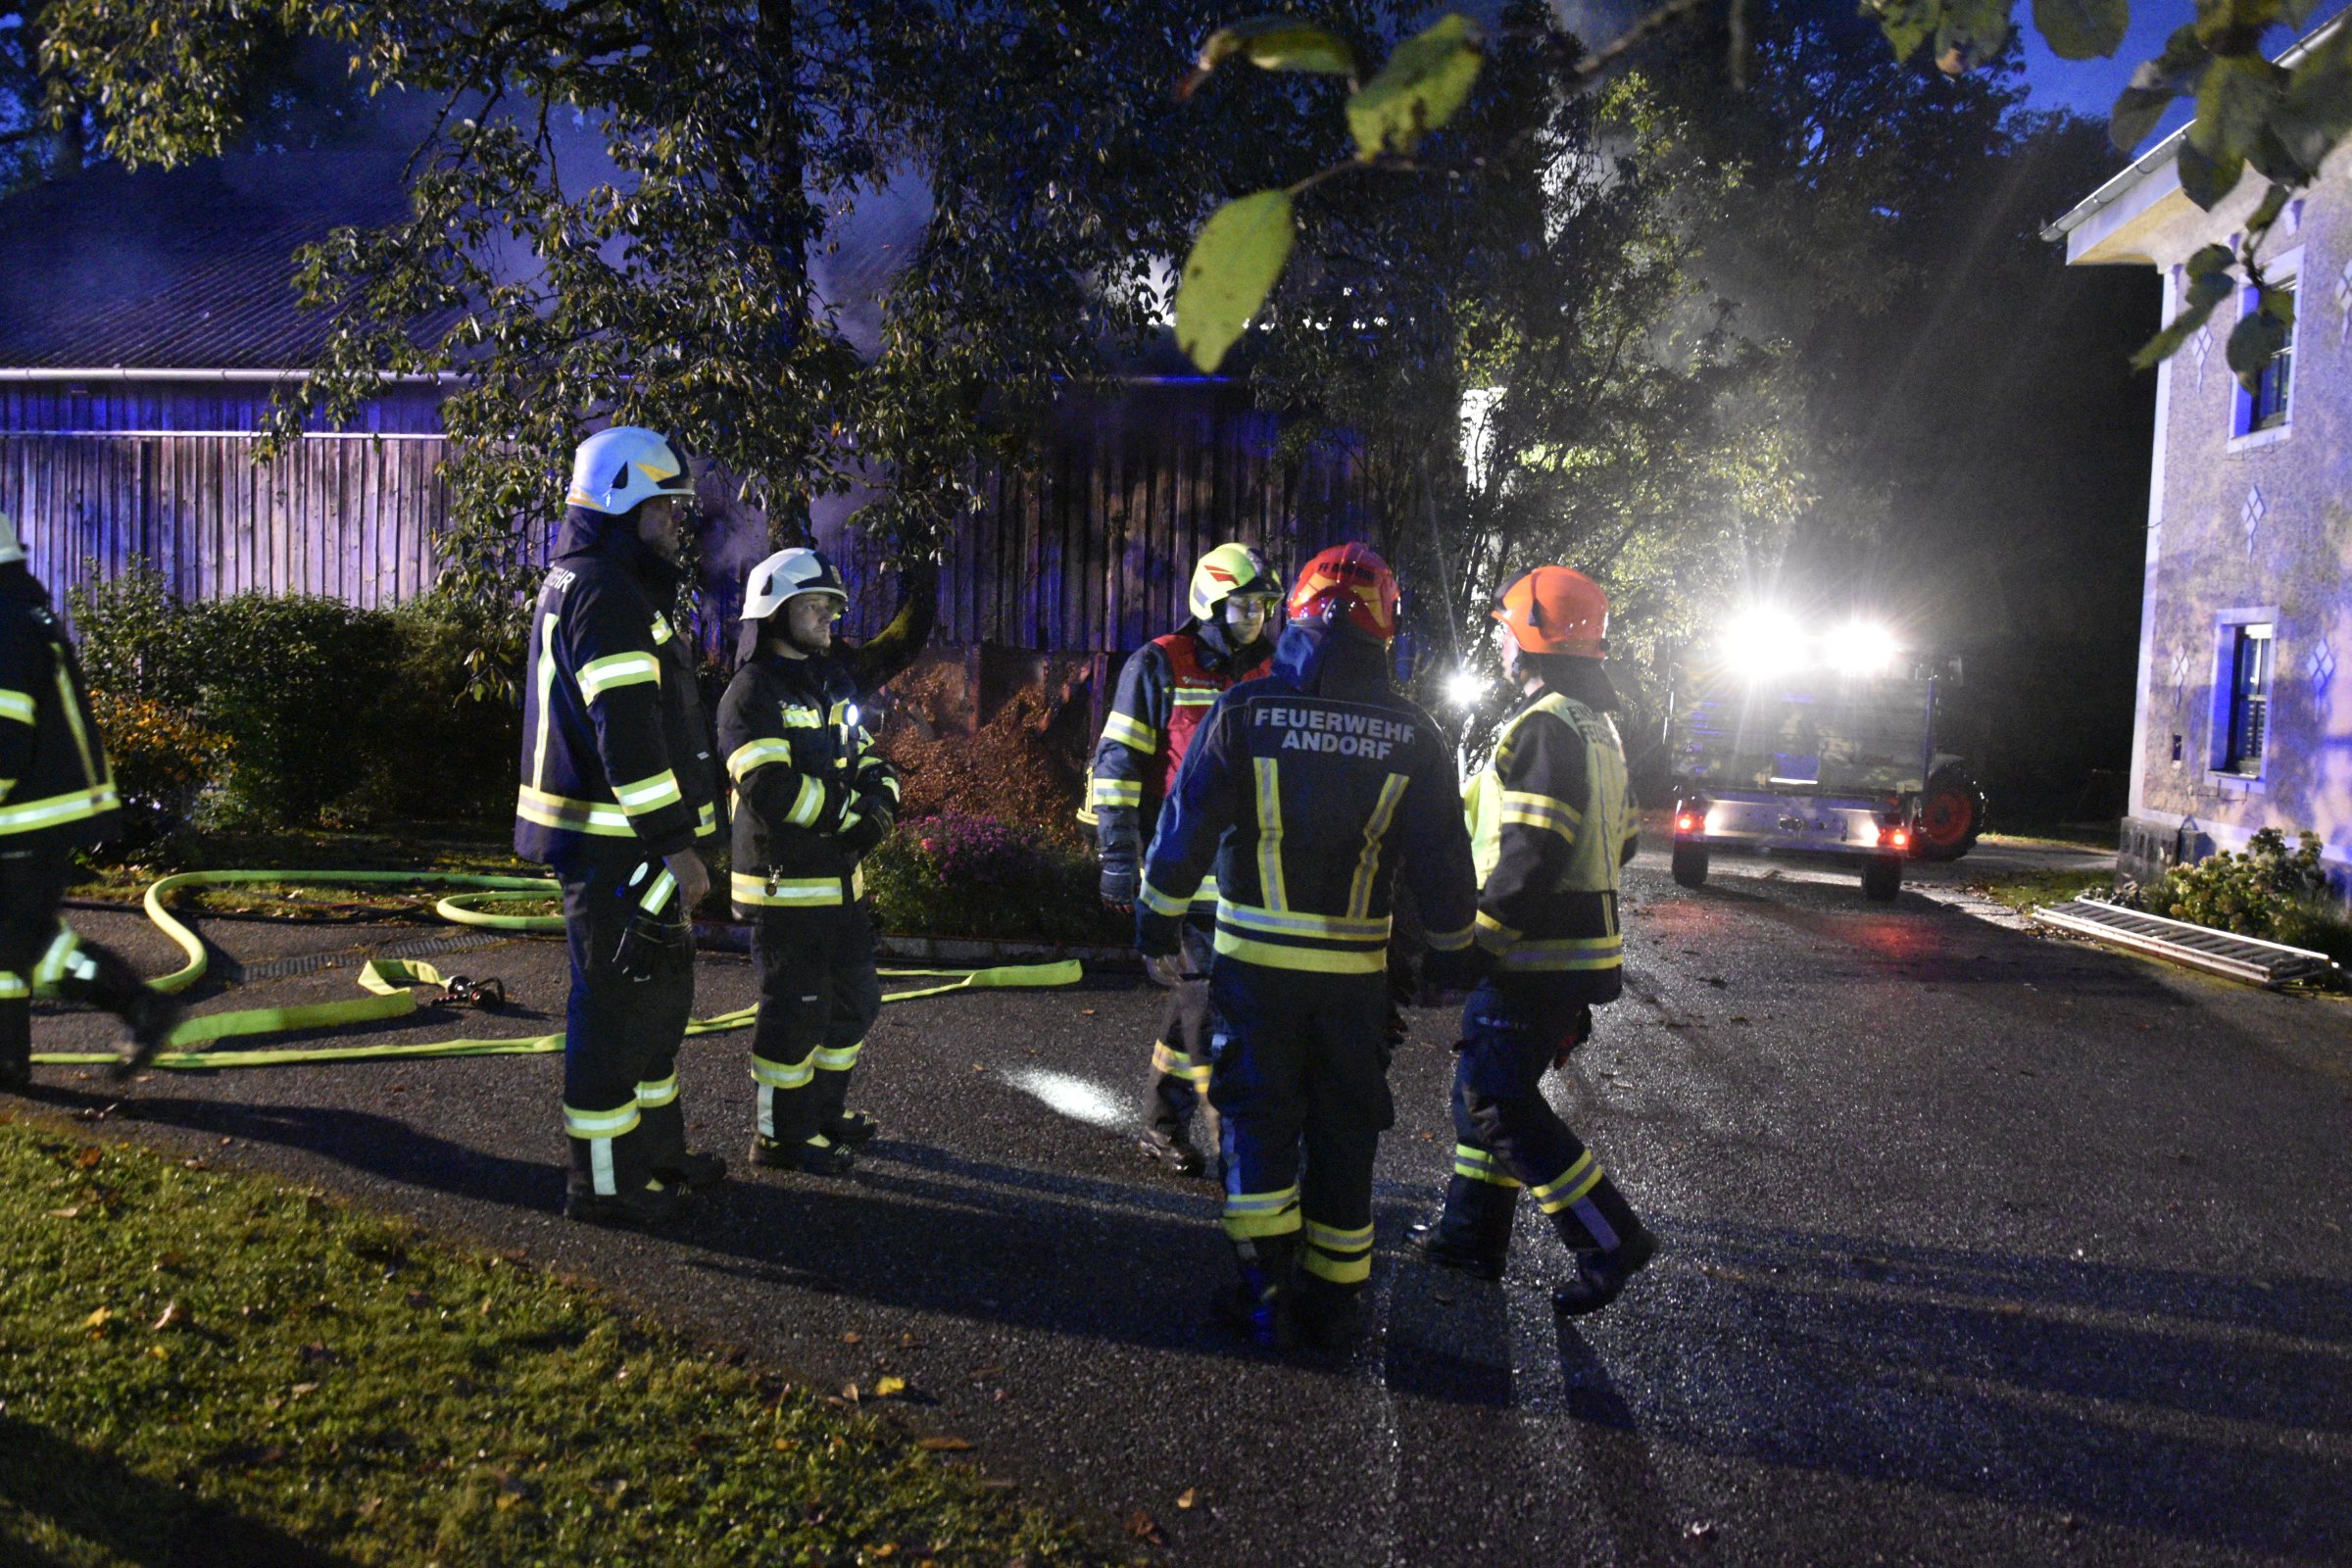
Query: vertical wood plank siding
2 381 1374 656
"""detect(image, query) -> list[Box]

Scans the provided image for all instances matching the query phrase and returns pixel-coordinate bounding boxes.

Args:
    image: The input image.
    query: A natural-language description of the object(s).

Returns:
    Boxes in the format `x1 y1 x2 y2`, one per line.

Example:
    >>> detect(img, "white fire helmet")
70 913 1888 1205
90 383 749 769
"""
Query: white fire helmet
0 511 21 565
741 547 849 622
565 425 697 514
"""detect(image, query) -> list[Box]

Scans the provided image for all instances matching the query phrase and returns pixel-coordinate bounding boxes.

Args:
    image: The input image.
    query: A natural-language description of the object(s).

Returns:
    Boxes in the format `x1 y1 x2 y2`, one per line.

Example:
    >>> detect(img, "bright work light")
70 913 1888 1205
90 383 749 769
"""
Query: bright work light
1720 606 1806 677
1446 669 1489 708
1824 620 1899 676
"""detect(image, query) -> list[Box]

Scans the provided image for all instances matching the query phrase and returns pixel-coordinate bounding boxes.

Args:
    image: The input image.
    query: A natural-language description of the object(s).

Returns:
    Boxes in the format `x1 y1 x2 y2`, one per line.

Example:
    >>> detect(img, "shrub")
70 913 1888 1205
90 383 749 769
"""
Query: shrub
864 812 1124 944
2149 827 2352 964
85 690 227 835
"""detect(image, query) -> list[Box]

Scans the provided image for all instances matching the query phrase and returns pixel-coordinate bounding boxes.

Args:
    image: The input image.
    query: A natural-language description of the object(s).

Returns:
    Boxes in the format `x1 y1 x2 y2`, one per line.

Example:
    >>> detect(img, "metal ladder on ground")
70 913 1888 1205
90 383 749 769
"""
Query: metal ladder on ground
2032 900 2340 988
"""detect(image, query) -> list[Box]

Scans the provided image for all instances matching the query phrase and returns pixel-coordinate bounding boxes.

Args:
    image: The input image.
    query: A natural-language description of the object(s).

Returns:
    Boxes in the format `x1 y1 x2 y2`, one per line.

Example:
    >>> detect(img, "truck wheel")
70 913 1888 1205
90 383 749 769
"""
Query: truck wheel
1861 856 1903 902
1911 766 1985 862
1671 842 1709 888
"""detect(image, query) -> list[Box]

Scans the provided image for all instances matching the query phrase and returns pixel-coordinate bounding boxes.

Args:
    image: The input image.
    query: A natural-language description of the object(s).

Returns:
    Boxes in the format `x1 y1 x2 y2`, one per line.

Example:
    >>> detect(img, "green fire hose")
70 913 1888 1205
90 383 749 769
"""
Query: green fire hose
33 871 1080 1070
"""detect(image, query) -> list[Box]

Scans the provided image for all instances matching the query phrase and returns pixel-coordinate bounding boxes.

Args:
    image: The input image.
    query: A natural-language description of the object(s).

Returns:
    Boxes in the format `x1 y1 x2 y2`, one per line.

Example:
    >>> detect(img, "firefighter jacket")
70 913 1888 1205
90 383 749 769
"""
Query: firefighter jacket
717 649 900 915
514 511 721 868
1137 622 1479 975
0 564 119 854
1090 618 1270 906
1463 680 1640 1001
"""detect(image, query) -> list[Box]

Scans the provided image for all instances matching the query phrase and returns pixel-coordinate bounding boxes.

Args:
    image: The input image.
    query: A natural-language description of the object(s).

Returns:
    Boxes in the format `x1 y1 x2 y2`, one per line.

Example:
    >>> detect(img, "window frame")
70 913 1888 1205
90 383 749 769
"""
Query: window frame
2227 246 2302 452
2206 609 2278 786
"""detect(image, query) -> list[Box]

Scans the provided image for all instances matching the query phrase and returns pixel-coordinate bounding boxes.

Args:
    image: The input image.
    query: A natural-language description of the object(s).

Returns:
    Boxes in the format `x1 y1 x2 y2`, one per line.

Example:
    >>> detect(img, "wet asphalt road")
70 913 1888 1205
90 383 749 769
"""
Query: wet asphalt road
20 840 2352 1567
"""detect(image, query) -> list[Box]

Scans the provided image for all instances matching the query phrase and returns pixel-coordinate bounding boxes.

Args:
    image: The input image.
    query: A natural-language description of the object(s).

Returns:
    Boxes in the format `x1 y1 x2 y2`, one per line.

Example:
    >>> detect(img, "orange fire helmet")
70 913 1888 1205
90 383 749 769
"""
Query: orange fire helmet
1494 565 1608 658
1287 542 1399 645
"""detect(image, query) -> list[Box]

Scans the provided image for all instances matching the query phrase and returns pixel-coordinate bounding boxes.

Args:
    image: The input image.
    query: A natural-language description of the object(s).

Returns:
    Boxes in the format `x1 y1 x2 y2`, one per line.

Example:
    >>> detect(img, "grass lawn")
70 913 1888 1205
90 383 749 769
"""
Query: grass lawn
1962 866 2116 914
70 828 544 922
0 1110 1113 1567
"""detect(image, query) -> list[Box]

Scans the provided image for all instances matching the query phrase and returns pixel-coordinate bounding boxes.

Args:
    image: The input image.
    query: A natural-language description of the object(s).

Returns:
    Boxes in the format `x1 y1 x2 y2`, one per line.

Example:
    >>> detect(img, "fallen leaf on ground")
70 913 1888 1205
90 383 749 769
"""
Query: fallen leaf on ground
916 1436 973 1452
83 1306 112 1331
47 1206 79 1219
152 1300 185 1332
1177 1488 1198 1510
874 1376 906 1397
841 1382 860 1402
290 1382 319 1397
841 1331 862 1345
1126 1509 1164 1544
75 1147 103 1168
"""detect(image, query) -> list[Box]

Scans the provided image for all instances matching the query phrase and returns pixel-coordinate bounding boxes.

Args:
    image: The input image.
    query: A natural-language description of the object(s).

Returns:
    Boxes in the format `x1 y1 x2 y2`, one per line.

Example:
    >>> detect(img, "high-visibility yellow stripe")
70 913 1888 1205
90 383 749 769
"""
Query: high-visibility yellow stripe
564 1102 642 1138
1212 929 1388 974
1150 1040 1194 1078
30 929 83 988
0 690 31 725
1306 1219 1374 1250
1347 772 1409 919
1453 1143 1523 1188
0 782 119 836
1499 788 1581 844
780 706 823 728
750 1053 816 1090
1300 1249 1372 1284
784 774 827 828
650 613 674 645
697 802 718 838
1424 922 1476 953
1532 1152 1605 1214
578 652 662 702
515 784 635 837
635 868 678 913
730 870 848 906
612 769 683 815
0 972 24 1000
1169 688 1219 706
812 1040 862 1072
1473 908 1522 954
635 1073 680 1108
1138 877 1192 917
1102 711 1156 752
728 739 797 781
1252 757 1288 909
1215 901 1389 942
52 659 101 788
530 608 559 790
1091 776 1144 808
1221 1186 1301 1239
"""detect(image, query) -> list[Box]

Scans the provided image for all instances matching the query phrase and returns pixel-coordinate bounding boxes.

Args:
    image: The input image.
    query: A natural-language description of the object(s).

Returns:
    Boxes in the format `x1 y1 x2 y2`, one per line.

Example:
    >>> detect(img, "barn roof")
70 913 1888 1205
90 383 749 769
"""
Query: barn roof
0 147 455 373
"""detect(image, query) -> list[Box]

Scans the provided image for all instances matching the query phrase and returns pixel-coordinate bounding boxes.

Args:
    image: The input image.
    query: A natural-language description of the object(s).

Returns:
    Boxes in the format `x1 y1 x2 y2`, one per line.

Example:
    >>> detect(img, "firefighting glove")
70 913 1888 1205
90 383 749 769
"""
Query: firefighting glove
612 858 691 983
839 804 891 860
1100 858 1140 912
1419 941 1492 1000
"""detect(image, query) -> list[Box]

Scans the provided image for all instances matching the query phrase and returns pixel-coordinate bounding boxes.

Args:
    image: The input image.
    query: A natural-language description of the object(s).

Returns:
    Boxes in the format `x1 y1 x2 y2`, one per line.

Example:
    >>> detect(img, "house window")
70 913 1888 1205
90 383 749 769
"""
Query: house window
2247 284 2294 431
2223 623 2273 775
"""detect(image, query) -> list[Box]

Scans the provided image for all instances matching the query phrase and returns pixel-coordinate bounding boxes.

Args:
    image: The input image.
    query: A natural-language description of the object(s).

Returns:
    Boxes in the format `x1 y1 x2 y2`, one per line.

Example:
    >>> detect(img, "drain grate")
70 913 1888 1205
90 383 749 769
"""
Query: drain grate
219 930 516 985
2032 900 2339 987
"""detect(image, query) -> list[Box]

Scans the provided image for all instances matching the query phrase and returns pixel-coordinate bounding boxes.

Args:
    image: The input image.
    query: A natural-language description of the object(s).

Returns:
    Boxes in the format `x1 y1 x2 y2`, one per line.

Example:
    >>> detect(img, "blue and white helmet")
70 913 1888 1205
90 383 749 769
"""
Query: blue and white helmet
565 425 697 514
741 547 848 621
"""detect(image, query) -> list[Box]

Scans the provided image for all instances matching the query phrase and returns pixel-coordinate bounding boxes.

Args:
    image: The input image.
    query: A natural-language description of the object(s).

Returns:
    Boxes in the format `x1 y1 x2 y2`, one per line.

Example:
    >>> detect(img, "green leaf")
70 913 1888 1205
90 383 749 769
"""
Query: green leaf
1866 0 1940 62
1933 0 2014 74
1195 16 1358 77
2034 0 2128 61
2131 268 2232 369
1174 190 1296 373
2182 53 2285 207
2109 79 2175 151
1346 13 1485 160
2226 307 2287 384
2272 22 2352 172
2184 241 2235 279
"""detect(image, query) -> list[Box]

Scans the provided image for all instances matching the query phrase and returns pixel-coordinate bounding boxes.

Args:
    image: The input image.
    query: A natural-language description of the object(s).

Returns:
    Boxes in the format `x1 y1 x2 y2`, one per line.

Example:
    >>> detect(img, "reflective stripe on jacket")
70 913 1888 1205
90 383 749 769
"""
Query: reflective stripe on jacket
716 650 898 913
1090 621 1266 909
0 567 120 851
514 530 719 867
1464 688 1638 997
1137 622 1477 975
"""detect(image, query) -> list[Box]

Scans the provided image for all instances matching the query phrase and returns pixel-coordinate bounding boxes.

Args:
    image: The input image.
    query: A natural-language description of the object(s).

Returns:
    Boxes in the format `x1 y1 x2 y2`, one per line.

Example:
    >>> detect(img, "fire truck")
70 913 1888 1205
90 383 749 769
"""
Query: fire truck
1665 609 1984 902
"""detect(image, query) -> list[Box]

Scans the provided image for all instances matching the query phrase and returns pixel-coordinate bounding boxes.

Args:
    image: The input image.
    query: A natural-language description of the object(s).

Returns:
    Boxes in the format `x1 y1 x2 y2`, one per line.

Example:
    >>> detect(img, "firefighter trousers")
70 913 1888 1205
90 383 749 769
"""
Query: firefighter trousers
1434 976 1641 1263
750 900 881 1149
0 847 158 1084
556 854 697 1198
1144 918 1216 1137
1206 959 1395 1296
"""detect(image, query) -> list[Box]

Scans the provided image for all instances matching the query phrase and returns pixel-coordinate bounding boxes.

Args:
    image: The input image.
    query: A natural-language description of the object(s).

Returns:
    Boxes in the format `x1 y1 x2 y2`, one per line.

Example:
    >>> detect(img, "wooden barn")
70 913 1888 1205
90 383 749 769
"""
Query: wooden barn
0 147 1379 714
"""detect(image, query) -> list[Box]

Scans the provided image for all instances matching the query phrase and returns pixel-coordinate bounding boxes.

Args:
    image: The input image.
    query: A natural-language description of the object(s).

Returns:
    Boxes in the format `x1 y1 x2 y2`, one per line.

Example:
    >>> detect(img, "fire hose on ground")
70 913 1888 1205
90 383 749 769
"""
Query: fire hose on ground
32 870 1081 1070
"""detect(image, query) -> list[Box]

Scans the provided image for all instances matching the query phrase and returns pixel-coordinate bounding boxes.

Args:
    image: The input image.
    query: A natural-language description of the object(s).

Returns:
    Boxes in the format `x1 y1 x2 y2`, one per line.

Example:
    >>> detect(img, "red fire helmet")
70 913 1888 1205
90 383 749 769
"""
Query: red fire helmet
1494 564 1608 659
1287 541 1399 645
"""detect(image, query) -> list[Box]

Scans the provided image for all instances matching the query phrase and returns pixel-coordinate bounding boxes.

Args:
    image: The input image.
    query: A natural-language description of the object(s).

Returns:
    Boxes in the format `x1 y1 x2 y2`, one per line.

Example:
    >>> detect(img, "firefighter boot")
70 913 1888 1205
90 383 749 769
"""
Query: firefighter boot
47 937 183 1082
748 1131 856 1176
1215 1233 1298 1350
823 1111 881 1146
0 1000 29 1093
565 1126 693 1228
1138 1042 1206 1175
636 1095 729 1192
1294 1274 1368 1356
1551 1214 1658 1318
1410 1172 1517 1281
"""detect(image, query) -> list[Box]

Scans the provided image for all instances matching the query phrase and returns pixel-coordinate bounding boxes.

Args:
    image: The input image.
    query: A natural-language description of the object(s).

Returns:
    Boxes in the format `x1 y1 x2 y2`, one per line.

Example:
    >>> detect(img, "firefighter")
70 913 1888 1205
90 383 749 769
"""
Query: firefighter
719 547 904 1176
516 426 725 1228
1138 542 1481 1352
1092 542 1282 1176
1412 565 1657 1316
0 512 182 1090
